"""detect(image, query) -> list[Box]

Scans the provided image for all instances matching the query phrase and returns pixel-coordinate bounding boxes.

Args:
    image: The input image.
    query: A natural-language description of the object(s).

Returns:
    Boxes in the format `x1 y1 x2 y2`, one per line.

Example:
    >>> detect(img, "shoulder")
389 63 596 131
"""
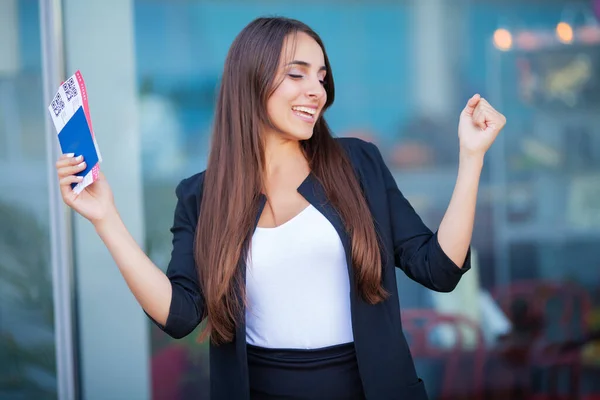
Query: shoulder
334 137 386 170
173 171 206 219
176 170 206 199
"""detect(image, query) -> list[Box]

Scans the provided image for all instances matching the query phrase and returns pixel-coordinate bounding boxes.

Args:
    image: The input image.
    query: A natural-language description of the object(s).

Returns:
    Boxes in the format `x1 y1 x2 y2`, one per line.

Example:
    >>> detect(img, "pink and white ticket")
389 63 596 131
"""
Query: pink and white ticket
48 70 102 194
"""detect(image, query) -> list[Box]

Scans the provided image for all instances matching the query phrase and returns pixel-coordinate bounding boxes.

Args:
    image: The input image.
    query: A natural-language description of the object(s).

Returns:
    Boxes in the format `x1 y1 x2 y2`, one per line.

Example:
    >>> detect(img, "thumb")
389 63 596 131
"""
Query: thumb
462 94 481 117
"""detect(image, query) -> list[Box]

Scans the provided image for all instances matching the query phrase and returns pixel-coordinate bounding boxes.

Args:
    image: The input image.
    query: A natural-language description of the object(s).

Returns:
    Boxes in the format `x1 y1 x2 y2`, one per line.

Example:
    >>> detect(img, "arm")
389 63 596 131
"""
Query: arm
56 155 204 339
95 179 204 338
372 142 471 292
439 94 506 266
379 94 505 292
95 211 173 325
437 154 482 267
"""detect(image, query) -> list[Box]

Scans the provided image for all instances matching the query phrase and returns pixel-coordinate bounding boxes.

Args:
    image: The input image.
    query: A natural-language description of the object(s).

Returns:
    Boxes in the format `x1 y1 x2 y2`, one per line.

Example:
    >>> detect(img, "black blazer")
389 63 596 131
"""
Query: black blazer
149 137 471 400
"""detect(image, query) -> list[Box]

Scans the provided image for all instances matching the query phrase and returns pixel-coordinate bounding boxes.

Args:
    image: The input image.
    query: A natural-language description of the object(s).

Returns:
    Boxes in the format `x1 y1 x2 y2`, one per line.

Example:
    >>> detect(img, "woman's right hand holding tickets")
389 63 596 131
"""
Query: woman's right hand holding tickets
56 154 116 225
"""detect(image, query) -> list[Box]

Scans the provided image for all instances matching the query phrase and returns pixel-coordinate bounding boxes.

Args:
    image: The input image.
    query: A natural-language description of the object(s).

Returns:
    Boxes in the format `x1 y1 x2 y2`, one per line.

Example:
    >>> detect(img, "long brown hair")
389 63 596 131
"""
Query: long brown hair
195 17 387 345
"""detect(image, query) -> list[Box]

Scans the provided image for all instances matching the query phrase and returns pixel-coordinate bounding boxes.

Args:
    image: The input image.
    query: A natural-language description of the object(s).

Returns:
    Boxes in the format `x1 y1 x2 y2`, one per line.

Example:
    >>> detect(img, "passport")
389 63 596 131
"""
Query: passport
57 106 99 186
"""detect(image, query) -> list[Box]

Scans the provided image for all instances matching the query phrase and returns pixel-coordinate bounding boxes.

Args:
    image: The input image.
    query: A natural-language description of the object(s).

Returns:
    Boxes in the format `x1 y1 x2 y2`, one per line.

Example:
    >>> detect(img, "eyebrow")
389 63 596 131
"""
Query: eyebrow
286 60 327 72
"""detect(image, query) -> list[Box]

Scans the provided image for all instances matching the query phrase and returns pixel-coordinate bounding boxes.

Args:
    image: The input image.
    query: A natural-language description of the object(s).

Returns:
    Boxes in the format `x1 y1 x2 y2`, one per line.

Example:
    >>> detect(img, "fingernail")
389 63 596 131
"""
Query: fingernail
65 153 75 157
77 176 84 181
78 161 86 168
76 155 83 162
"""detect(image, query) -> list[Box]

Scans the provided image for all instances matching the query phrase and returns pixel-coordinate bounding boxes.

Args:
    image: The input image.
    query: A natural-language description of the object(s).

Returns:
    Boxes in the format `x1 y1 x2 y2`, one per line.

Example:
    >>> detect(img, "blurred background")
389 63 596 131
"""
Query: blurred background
1 0 600 399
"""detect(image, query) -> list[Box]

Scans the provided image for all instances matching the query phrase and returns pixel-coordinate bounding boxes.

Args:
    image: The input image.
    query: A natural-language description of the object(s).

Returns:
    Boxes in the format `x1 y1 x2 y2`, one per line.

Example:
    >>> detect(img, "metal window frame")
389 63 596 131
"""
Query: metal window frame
39 0 78 399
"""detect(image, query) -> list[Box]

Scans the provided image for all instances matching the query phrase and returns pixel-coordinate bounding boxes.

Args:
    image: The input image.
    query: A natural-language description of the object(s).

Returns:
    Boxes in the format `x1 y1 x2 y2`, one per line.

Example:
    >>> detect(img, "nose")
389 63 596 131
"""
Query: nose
306 76 326 101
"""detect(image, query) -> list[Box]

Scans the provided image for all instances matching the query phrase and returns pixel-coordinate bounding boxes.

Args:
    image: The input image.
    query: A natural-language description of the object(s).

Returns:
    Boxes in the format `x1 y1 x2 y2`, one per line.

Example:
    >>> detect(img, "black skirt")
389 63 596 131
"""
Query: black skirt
247 342 366 399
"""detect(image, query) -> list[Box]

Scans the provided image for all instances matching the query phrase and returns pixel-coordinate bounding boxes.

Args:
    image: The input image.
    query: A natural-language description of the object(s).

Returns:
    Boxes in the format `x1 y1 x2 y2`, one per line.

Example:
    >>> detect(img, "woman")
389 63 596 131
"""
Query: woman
56 17 505 400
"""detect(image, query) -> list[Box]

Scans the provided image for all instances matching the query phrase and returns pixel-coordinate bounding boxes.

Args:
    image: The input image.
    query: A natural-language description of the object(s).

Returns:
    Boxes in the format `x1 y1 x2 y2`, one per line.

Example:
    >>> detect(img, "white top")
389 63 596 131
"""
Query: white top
245 204 354 349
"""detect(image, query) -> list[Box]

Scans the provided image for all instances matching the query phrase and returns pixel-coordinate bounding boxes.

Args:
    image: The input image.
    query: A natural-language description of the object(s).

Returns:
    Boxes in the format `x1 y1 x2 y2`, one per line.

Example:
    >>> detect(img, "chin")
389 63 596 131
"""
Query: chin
292 130 315 141
280 126 314 141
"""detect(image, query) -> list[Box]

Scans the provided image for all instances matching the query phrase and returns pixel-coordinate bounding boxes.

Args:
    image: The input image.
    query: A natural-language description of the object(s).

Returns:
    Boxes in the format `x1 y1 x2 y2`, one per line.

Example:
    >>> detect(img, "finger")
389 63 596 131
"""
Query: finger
57 160 86 178
59 152 75 160
57 161 86 178
478 104 506 127
472 106 481 124
60 174 84 187
56 154 84 169
499 113 507 127
477 103 497 117
477 100 503 119
473 108 487 130
463 93 481 116
59 178 79 204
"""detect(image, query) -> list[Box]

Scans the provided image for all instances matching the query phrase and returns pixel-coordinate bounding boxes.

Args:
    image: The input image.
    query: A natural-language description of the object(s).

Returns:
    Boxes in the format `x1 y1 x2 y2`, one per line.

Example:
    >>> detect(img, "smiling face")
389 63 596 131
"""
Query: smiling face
265 32 328 141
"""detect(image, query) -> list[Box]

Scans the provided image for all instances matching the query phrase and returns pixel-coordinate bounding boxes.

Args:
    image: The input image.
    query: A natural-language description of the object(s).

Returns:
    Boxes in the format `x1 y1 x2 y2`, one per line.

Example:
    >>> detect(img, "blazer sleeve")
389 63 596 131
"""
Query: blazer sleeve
368 141 471 292
146 176 205 338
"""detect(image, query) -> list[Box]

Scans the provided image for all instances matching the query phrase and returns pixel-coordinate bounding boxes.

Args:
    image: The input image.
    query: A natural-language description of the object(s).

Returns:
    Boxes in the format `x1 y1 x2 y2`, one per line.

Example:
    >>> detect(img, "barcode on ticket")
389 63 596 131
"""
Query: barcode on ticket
51 92 65 117
62 77 78 101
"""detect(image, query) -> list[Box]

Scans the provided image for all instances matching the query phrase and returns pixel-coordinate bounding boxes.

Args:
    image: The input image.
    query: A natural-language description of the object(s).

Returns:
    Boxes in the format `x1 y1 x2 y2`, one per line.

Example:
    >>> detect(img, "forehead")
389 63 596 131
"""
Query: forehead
281 31 325 67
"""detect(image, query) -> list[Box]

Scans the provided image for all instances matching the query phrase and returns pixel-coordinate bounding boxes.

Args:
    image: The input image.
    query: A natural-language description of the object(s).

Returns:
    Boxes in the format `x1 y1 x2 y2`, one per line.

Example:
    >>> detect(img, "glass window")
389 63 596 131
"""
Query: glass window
0 0 57 398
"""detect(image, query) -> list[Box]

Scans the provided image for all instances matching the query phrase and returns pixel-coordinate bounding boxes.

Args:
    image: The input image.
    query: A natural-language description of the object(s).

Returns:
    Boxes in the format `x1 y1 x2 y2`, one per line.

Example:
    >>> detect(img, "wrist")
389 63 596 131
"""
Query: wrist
459 151 485 167
93 206 121 235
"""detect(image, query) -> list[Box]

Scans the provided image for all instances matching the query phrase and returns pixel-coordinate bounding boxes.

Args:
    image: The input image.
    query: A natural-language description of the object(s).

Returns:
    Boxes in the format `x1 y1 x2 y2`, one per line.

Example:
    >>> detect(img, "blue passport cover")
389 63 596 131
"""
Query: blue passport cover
57 106 99 182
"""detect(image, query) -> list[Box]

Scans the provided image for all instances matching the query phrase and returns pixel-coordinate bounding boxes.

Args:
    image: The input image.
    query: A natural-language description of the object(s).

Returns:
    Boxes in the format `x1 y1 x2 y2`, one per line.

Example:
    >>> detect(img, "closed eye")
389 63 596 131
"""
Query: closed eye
288 74 326 86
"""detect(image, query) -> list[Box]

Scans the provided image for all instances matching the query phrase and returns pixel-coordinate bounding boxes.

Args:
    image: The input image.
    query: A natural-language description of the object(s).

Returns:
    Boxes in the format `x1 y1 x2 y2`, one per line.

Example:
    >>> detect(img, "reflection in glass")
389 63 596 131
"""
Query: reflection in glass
0 0 57 399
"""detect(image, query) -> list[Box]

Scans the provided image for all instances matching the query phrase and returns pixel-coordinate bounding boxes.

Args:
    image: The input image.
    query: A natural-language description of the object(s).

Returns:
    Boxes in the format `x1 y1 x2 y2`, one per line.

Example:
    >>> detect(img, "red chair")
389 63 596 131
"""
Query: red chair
401 309 486 400
491 280 591 342
491 280 593 400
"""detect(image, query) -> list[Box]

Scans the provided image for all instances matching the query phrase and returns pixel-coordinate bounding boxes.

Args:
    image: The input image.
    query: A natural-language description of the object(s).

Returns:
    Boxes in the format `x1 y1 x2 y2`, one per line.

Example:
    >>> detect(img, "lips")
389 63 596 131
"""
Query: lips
292 105 318 123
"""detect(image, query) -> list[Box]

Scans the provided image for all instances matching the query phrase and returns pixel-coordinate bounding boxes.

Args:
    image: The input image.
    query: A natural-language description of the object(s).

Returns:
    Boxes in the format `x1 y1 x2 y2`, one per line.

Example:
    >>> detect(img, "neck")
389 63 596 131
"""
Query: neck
263 131 307 179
